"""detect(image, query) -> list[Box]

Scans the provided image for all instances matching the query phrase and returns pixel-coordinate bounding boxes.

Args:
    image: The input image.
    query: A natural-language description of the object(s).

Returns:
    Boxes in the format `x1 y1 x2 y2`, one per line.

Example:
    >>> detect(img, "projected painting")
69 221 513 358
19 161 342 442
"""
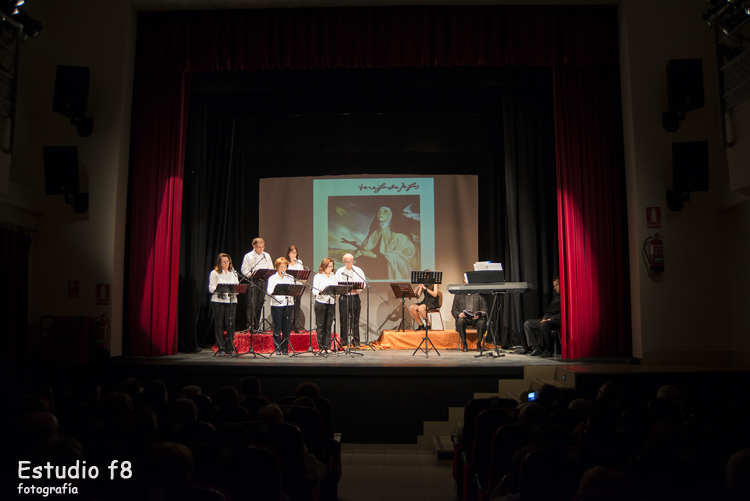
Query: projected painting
314 178 435 281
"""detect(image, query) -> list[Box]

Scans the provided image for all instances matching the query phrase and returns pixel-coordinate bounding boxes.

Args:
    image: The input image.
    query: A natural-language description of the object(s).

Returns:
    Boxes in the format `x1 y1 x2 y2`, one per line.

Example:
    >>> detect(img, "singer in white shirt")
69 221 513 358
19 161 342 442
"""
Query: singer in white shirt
267 257 295 354
208 253 239 357
240 237 272 333
313 257 338 352
335 253 366 347
286 245 305 332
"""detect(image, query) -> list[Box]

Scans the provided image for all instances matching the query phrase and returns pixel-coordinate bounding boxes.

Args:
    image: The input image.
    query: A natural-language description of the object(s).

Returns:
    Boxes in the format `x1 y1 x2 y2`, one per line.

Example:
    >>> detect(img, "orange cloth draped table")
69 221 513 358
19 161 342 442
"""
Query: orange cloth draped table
371 330 496 350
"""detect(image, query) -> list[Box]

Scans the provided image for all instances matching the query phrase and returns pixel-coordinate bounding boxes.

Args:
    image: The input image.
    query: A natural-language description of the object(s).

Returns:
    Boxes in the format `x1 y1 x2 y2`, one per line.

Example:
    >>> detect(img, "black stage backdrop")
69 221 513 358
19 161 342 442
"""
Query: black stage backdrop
178 65 557 352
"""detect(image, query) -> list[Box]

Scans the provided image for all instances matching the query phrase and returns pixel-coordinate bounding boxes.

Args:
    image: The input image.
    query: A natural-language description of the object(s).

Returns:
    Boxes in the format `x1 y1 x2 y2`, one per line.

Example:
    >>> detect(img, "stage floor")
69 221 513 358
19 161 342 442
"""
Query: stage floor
187 328 562 370
126 344 568 368
113 330 750 381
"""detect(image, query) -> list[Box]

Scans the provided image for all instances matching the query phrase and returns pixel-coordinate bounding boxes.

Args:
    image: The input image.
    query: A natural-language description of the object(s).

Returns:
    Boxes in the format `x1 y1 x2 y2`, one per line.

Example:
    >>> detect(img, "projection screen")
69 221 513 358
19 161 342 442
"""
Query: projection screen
259 175 477 335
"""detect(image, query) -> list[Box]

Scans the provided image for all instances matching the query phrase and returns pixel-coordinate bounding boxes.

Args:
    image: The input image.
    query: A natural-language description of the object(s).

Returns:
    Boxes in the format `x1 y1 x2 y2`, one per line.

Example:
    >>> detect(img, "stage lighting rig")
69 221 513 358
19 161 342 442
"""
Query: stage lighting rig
0 1 42 41
702 0 750 33
702 0 750 147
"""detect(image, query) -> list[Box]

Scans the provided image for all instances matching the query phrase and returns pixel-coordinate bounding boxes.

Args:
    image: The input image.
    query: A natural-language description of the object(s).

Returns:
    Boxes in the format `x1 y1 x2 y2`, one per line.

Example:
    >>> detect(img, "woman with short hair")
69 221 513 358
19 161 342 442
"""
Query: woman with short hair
267 257 294 355
312 257 338 353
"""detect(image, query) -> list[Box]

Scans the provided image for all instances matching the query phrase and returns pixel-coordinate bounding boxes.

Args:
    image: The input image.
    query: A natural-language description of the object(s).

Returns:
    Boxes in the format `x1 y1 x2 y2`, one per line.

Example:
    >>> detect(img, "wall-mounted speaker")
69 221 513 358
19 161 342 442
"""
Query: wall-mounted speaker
43 146 79 195
672 141 709 192
53 65 90 119
666 59 704 113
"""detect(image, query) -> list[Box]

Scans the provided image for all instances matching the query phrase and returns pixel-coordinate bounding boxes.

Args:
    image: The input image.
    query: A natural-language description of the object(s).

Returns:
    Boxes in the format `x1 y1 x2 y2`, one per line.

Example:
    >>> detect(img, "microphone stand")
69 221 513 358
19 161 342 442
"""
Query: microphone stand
351 267 387 351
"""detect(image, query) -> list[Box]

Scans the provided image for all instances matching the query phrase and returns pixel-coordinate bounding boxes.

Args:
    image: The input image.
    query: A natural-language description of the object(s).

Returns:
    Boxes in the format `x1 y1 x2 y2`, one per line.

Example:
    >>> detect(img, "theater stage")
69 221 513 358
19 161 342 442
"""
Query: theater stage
218 327 516 364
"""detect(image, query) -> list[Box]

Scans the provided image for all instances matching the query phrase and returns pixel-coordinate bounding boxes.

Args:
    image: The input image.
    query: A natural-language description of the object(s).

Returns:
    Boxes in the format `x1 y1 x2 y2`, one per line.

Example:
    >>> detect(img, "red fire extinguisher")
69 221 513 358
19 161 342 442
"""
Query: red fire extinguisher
92 313 109 349
642 232 664 273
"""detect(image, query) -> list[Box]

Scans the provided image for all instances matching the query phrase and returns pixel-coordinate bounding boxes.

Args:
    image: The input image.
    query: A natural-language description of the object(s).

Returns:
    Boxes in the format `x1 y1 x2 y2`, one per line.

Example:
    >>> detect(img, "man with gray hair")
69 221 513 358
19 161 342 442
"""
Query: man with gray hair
335 253 366 347
241 237 272 332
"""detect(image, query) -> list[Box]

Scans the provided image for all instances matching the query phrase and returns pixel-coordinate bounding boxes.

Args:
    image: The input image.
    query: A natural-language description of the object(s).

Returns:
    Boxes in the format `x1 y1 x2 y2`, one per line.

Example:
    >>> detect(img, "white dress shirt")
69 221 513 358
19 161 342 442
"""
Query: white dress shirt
241 250 272 279
208 269 239 303
335 265 366 295
288 259 303 271
313 272 339 304
267 271 295 306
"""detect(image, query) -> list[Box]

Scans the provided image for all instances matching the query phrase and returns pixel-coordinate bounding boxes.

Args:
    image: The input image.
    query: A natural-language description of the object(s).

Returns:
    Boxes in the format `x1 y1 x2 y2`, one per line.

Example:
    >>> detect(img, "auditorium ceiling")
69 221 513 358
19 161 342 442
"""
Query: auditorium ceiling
130 0 616 11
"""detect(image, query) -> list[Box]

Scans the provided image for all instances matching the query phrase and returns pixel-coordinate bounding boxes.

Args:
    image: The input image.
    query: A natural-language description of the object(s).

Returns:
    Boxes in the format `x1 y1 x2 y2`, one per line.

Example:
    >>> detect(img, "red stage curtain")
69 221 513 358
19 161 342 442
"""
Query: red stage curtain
129 5 626 358
553 66 629 359
128 73 190 356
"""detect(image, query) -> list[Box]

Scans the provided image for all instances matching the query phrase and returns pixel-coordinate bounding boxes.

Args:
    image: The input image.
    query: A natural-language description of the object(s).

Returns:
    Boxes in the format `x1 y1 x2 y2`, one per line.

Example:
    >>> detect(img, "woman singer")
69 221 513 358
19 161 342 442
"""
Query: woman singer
286 245 304 332
409 269 439 331
313 257 338 353
267 257 294 355
208 253 239 357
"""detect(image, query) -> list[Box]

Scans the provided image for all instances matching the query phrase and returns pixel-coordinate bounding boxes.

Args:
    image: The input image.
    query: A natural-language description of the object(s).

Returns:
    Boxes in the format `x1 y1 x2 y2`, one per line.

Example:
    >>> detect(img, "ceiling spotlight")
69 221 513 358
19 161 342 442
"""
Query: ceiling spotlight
15 0 24 5
14 8 42 39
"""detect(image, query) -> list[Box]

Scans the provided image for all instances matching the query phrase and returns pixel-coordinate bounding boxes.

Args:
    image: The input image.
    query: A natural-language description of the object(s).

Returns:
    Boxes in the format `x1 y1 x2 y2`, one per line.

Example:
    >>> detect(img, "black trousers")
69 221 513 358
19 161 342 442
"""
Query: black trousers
339 295 361 344
211 302 236 354
524 318 561 351
246 279 265 331
314 301 335 350
456 316 487 349
271 305 293 353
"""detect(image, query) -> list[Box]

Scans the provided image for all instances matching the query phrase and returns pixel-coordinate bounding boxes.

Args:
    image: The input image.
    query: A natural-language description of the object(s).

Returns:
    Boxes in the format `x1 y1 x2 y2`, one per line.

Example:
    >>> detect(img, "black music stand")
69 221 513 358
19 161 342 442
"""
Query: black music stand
269 283 305 356
320 284 357 356
413 322 440 358
340 281 364 355
411 270 443 286
253 269 277 332
287 269 311 333
391 283 416 332
335 281 365 357
407 275 442 358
